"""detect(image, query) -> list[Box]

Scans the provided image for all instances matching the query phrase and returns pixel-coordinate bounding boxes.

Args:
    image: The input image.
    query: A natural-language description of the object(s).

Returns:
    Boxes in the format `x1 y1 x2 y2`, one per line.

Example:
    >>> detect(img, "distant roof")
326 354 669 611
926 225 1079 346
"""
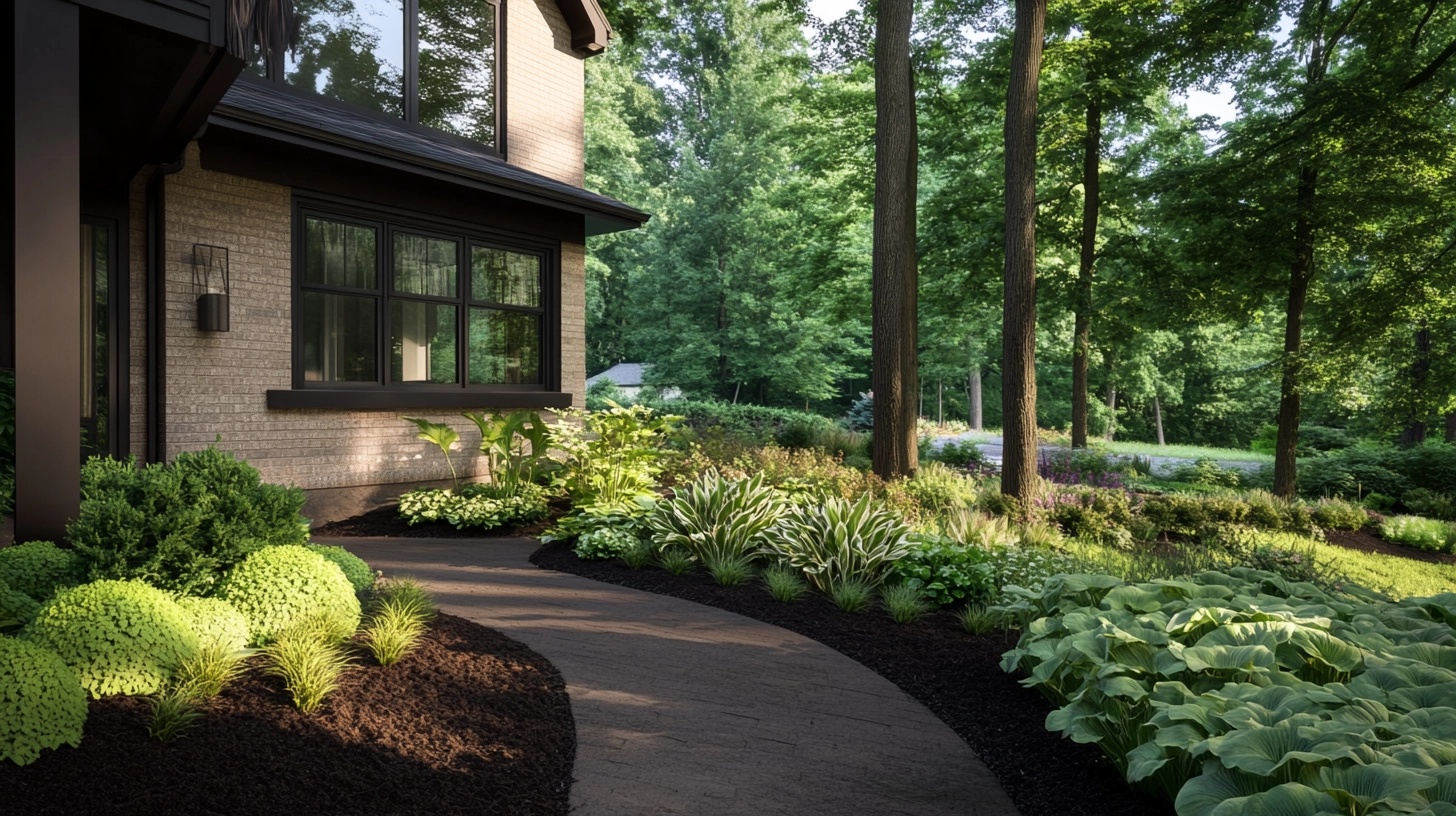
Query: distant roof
212 81 650 236
587 363 648 387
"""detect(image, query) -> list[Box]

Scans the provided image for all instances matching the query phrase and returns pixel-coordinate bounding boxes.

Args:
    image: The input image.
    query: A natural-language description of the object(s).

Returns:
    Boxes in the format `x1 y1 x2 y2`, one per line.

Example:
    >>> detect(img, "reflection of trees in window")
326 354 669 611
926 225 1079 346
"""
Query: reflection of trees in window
418 0 497 144
286 0 405 117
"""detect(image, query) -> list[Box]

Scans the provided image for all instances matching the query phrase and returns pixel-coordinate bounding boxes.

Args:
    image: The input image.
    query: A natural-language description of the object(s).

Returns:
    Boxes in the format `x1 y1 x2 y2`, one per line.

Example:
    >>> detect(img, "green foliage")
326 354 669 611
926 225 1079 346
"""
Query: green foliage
463 409 552 492
619 539 655 569
171 642 247 700
218 545 362 646
764 494 913 592
761 564 806 602
936 507 1020 550
928 439 988 469
0 370 13 514
829 578 875 613
584 378 631 411
1401 488 1456 521
147 687 201 743
704 553 754 586
652 399 838 446
397 482 550 530
22 579 199 698
657 548 696 575
68 449 307 595
374 577 436 623
0 636 86 766
402 417 460 487
364 596 428 667
263 619 353 713
174 595 249 652
889 538 995 607
647 470 785 564
1170 458 1243 488
0 578 40 631
897 462 979 516
957 605 1002 636
1309 498 1370 531
1042 487 1137 546
1001 567 1456 813
574 526 643 560
306 544 375 594
880 583 930 624
551 403 680 507
1381 515 1456 554
0 541 78 601
844 392 874 432
985 545 1080 597
1251 424 1356 455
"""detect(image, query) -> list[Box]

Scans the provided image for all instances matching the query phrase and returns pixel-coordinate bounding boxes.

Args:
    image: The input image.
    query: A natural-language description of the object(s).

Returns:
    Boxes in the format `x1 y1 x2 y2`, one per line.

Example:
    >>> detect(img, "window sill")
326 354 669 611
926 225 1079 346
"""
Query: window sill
266 389 573 410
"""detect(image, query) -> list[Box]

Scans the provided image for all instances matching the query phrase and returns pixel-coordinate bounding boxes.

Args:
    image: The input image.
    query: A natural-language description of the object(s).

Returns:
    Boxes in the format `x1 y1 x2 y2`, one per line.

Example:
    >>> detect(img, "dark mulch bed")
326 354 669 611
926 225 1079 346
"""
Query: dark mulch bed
531 541 1173 816
312 500 569 539
2 614 574 816
1324 527 1456 565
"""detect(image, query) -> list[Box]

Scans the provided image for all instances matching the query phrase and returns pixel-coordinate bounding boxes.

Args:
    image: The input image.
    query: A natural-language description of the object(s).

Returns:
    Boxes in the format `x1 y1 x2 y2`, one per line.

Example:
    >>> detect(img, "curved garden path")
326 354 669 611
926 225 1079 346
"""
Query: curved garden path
326 536 1021 816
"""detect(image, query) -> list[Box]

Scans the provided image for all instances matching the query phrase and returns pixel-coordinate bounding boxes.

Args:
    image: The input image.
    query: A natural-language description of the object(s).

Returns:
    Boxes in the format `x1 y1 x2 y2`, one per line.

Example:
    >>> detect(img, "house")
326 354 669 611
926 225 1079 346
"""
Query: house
585 362 678 401
7 0 648 540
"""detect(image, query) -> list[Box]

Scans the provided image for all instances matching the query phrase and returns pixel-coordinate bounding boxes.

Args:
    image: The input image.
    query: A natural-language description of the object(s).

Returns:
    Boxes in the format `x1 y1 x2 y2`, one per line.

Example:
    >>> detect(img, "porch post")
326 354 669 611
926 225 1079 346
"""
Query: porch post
13 0 81 541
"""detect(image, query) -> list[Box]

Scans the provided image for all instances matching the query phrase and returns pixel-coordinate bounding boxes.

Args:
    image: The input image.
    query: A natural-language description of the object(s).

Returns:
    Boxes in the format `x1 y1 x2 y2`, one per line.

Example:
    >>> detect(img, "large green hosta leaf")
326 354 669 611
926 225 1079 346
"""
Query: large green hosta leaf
1182 643 1279 678
1316 764 1436 814
1208 782 1341 816
1176 764 1278 816
1204 721 1360 778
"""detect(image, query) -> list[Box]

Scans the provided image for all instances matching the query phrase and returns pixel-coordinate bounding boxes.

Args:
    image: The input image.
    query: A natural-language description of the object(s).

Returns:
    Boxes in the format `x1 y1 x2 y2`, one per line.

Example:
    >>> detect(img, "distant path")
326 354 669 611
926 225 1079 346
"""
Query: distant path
936 434 1265 477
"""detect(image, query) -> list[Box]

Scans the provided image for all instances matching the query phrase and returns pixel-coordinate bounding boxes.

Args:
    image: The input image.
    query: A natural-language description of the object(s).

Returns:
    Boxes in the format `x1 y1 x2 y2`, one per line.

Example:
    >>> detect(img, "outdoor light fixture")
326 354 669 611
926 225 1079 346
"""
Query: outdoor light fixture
192 244 230 332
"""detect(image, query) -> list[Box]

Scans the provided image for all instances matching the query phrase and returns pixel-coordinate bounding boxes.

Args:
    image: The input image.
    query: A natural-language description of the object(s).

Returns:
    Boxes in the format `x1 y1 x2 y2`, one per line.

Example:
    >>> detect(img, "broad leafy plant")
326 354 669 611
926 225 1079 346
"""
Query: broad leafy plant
550 402 680 508
764 494 913 592
647 470 786 565
464 409 552 492
889 536 996 607
403 417 461 487
398 482 550 530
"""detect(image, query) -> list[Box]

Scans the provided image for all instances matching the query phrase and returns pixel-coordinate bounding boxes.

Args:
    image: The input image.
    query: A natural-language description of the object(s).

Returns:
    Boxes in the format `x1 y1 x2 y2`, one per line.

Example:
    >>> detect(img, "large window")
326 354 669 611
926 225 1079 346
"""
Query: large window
295 204 553 392
248 0 501 149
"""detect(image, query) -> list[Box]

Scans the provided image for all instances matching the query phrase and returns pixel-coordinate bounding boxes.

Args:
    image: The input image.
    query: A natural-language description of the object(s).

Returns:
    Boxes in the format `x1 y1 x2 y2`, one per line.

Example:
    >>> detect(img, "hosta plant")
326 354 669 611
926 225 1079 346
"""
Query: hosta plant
574 526 642 561
0 635 87 765
1381 515 1456 553
764 494 913 592
464 409 552 492
397 482 550 531
999 566 1456 815
647 470 786 565
550 403 680 507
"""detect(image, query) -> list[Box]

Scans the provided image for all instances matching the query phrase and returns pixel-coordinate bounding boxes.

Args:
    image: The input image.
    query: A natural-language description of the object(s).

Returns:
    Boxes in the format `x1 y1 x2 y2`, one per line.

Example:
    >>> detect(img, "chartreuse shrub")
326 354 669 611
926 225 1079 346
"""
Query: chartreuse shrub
998 568 1456 815
0 541 78 601
22 579 199 698
0 636 87 765
397 481 550 530
306 544 375 594
764 494 913 593
647 470 786 567
174 596 249 652
68 449 307 595
1381 515 1456 554
218 545 361 646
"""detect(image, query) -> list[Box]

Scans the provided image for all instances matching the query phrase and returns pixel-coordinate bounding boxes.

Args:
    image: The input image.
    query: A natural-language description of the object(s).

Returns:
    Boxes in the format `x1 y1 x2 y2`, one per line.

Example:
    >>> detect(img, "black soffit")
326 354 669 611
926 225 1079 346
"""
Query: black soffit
209 81 649 236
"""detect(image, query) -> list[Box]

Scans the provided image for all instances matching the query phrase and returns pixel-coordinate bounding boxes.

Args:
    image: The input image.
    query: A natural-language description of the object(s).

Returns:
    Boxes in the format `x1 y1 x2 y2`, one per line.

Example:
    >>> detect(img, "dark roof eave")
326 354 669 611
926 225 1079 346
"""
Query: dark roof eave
207 104 650 236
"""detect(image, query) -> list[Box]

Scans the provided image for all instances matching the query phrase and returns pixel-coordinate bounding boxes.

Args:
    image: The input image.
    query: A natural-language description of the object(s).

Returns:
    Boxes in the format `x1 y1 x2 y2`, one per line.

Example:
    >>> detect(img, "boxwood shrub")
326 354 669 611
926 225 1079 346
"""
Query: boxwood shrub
68 448 307 595
174 595 250 652
218 545 361 645
0 636 87 766
22 579 199 698
306 544 375 594
0 541 78 602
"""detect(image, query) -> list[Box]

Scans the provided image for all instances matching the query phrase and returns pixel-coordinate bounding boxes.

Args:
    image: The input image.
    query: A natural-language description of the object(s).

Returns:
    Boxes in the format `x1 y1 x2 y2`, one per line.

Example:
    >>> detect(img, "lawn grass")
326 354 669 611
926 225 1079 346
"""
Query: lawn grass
1099 440 1273 464
1312 540 1456 599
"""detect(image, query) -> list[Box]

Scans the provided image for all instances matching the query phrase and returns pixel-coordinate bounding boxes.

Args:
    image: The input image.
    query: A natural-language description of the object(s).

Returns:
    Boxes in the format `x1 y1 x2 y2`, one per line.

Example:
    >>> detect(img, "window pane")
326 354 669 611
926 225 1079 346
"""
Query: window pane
391 301 457 383
305 218 377 289
471 246 540 307
303 292 378 382
418 0 497 146
469 308 540 384
286 0 405 118
394 233 458 297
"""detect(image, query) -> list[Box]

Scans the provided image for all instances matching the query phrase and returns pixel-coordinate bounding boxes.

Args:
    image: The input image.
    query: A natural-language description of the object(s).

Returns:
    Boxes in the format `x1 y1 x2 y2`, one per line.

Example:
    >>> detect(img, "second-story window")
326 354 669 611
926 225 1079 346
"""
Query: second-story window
249 0 501 150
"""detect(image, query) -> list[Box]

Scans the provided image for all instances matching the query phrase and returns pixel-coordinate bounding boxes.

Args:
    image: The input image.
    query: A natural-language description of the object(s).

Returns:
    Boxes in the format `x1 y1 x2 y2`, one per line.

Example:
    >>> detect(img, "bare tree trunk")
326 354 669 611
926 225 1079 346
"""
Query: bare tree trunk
937 379 943 427
1104 386 1118 442
1154 395 1165 447
970 368 983 431
1000 0 1047 500
1273 164 1318 498
732 382 740 405
1071 74 1101 450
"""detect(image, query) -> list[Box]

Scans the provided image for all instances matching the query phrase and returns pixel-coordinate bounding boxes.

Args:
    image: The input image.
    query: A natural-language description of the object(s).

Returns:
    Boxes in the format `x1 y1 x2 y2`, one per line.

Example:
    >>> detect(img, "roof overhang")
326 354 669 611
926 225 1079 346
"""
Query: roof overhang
557 0 614 56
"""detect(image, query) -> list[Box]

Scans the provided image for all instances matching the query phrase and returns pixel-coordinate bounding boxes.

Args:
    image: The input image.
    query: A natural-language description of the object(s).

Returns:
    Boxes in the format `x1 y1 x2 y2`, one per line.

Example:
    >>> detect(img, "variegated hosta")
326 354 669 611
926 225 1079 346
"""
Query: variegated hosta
764 494 913 593
998 567 1456 815
646 470 786 564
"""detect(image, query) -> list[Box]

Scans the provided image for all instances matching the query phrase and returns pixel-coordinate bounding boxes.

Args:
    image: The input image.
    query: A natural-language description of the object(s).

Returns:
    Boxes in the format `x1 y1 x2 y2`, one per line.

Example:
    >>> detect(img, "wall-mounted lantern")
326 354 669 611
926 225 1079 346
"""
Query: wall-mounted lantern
192 244 230 332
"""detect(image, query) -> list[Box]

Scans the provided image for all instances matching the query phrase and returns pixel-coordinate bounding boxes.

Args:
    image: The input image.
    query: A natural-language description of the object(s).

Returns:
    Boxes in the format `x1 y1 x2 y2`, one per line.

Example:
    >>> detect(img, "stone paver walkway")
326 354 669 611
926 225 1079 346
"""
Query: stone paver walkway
326 536 1020 816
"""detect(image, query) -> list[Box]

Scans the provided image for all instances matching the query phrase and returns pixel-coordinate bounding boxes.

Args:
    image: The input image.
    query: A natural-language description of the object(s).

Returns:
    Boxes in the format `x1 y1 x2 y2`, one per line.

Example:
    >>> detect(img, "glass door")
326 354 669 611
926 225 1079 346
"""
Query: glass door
80 220 111 460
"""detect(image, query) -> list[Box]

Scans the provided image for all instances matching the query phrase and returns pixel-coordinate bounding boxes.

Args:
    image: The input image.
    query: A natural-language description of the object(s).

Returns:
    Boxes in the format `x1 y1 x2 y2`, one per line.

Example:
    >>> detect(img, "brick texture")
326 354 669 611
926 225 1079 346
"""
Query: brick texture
506 0 586 186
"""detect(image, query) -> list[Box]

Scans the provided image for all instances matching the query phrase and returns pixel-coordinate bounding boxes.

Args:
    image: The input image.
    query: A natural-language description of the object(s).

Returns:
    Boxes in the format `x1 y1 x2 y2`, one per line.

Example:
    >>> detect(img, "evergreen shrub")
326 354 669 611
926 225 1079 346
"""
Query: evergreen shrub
0 636 87 766
0 578 40 630
306 544 375 594
68 449 308 595
218 545 361 645
0 541 79 601
22 579 199 698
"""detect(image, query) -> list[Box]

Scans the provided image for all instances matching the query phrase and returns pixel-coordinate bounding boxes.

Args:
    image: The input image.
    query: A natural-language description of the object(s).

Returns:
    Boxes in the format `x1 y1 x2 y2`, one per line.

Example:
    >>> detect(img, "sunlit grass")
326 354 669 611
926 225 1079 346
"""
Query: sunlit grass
1099 441 1272 464
1311 540 1456 599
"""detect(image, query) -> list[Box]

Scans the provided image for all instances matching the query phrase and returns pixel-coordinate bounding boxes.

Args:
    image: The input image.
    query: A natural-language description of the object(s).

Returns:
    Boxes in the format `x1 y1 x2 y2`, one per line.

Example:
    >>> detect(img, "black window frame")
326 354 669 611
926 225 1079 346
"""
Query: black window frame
286 195 561 405
246 0 507 157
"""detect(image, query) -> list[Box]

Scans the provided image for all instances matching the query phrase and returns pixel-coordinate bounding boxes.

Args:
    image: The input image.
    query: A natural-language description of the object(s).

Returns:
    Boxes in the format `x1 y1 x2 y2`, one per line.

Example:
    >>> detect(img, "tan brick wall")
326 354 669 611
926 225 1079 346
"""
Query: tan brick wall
156 143 584 490
506 0 585 186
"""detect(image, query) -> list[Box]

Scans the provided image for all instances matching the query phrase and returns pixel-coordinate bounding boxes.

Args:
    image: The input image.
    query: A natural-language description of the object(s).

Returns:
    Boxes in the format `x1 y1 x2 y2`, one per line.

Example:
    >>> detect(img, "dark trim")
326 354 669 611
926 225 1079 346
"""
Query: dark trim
79 207 131 461
146 44 243 163
73 0 221 47
145 157 185 464
266 389 572 410
556 0 613 55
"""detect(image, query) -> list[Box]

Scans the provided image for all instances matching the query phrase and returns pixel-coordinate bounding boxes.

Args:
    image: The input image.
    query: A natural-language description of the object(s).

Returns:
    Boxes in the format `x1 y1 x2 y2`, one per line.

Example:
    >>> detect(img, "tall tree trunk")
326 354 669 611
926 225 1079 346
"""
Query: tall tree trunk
1104 386 1118 442
1001 0 1047 500
937 379 943 427
1400 324 1432 446
1446 412 1456 443
969 368 983 431
1154 395 1165 447
871 0 918 480
1272 164 1318 498
1071 75 1101 450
